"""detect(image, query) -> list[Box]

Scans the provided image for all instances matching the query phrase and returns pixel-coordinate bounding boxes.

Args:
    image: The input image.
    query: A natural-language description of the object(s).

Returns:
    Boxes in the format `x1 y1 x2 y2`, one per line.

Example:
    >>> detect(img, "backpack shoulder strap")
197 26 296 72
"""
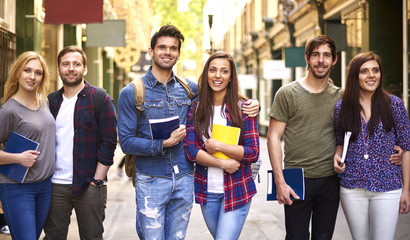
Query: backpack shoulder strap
130 77 145 134
93 87 107 119
175 75 194 99
130 77 145 111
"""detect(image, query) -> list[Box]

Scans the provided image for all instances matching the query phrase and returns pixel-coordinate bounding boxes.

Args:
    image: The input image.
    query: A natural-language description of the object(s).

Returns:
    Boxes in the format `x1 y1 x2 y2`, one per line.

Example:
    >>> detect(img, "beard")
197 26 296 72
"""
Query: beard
60 73 84 87
309 64 332 79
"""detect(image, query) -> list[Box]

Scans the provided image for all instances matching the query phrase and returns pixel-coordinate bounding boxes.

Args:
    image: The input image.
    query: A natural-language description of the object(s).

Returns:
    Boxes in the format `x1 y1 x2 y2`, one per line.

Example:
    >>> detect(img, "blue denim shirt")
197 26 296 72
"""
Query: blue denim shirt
117 67 198 178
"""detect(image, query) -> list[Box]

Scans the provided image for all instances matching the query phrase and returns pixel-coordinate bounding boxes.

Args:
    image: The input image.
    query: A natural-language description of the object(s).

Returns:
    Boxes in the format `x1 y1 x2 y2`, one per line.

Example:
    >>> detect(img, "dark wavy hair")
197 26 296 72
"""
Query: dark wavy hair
194 52 247 141
337 52 393 141
305 35 337 61
150 25 184 51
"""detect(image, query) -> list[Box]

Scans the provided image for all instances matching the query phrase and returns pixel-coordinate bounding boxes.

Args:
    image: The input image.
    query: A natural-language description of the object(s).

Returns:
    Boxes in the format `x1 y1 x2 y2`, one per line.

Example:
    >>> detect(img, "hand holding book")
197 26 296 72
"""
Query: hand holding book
18 150 39 168
163 125 186 148
149 116 186 148
267 168 305 203
204 138 220 155
1 132 40 183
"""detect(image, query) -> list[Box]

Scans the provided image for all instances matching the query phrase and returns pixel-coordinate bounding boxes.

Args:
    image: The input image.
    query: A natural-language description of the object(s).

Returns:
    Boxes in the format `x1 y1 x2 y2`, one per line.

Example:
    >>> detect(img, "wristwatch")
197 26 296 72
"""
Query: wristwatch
92 178 104 187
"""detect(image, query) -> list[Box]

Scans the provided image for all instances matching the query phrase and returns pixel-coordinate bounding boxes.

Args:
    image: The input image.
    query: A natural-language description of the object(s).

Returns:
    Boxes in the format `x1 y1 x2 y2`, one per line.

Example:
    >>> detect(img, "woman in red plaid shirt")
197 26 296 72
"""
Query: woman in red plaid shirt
185 52 260 239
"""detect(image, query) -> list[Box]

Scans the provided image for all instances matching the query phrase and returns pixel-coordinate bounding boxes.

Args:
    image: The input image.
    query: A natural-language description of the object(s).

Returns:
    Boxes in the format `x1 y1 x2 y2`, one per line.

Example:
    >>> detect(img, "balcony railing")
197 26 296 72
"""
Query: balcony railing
0 28 16 99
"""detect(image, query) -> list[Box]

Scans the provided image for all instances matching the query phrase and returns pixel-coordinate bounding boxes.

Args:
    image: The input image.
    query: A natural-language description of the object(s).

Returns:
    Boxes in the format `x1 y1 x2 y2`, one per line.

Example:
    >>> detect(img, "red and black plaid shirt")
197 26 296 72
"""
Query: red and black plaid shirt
48 81 117 195
185 102 259 212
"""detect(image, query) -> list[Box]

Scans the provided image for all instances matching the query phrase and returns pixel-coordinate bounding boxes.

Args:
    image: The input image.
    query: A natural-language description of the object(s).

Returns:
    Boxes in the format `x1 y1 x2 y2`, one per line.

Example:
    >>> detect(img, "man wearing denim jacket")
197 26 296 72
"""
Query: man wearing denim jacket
117 25 198 239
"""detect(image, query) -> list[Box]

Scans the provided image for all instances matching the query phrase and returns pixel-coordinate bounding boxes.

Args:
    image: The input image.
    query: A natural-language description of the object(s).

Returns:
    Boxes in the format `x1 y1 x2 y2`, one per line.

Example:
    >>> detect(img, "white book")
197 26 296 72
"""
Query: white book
340 131 352 164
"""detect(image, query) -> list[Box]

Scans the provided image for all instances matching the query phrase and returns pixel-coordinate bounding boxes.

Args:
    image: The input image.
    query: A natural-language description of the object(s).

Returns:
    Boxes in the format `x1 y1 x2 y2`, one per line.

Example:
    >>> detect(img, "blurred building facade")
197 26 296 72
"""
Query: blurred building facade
207 0 409 135
0 0 154 107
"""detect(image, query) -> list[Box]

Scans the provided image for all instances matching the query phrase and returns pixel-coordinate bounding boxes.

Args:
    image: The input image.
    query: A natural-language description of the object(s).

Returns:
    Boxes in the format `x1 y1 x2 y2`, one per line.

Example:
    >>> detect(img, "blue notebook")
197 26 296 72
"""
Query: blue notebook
267 168 305 201
1 132 39 183
149 116 180 139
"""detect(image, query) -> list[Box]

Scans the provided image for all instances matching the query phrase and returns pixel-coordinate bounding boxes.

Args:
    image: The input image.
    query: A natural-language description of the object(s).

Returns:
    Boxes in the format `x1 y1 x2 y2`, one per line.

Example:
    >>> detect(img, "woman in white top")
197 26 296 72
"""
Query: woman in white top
185 52 259 239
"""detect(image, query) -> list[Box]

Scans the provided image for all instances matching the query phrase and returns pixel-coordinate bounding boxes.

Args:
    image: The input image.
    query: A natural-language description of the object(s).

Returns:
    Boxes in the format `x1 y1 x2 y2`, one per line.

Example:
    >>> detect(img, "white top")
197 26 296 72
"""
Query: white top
206 105 226 193
52 93 78 184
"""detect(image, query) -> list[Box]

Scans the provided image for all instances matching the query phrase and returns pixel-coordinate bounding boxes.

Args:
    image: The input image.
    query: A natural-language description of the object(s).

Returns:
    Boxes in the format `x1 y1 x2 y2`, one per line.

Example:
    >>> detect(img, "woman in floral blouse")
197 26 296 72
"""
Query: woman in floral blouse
334 52 410 240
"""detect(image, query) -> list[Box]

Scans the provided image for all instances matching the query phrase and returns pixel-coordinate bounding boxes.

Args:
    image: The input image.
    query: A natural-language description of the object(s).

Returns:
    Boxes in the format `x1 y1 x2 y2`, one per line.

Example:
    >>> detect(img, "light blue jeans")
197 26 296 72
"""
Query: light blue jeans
0 177 51 240
201 193 251 240
135 171 194 239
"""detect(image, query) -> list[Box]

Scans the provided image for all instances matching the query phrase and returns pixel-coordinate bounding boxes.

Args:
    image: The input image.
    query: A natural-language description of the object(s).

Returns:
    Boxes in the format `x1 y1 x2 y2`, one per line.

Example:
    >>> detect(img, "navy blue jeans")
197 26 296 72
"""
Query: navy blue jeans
0 177 52 240
284 175 340 240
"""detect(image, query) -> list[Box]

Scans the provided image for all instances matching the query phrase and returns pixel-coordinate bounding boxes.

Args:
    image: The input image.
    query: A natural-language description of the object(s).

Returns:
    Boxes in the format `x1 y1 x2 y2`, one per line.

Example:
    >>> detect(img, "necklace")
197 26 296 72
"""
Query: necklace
362 119 369 160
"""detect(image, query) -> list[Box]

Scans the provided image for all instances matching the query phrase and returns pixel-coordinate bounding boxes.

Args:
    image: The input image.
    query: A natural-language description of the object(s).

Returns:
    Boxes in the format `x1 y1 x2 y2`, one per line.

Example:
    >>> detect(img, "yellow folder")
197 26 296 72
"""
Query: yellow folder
211 124 241 159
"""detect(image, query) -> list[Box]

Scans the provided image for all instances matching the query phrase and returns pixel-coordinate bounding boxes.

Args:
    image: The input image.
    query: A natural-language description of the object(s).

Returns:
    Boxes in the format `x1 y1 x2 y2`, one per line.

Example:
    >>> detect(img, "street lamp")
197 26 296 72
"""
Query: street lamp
208 14 213 53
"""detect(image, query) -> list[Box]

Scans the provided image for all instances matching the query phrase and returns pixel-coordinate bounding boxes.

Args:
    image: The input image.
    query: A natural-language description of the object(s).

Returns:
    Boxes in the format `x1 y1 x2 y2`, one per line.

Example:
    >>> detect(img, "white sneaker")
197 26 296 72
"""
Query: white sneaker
0 225 10 234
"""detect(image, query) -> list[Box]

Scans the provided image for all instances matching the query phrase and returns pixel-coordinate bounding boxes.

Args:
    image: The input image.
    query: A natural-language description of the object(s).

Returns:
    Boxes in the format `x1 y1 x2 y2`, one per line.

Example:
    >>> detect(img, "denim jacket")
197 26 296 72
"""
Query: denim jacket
117 67 198 178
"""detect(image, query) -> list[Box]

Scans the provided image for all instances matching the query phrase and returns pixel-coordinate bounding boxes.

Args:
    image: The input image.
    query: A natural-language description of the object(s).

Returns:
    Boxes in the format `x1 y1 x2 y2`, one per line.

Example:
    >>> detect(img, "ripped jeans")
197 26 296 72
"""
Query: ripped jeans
135 171 194 240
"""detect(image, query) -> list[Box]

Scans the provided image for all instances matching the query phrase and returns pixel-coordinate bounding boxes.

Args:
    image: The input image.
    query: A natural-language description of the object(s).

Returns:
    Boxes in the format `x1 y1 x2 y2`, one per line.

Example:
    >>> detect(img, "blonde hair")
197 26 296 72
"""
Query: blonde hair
4 51 50 107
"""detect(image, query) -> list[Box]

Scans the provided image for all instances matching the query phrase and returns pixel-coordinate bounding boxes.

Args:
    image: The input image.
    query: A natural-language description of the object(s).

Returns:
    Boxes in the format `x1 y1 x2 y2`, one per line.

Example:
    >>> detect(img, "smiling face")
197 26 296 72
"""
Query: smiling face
18 59 44 93
305 44 337 79
57 51 87 87
358 60 381 95
149 36 180 71
207 58 231 96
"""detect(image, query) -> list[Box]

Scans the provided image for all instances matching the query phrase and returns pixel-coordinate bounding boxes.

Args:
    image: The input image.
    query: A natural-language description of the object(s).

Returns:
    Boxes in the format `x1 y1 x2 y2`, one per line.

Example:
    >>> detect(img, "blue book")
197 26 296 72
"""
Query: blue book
267 168 305 201
1 132 39 183
149 116 180 139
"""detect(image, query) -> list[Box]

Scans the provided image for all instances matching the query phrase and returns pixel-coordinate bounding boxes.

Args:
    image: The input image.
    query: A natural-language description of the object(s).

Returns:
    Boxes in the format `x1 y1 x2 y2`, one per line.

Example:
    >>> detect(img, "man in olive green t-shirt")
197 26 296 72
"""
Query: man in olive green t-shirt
267 35 341 240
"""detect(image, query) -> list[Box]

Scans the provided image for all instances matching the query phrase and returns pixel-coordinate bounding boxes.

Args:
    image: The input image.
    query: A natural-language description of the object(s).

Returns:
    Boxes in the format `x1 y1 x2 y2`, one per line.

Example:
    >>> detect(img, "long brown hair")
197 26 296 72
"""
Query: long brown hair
4 51 49 107
337 52 394 141
194 52 247 140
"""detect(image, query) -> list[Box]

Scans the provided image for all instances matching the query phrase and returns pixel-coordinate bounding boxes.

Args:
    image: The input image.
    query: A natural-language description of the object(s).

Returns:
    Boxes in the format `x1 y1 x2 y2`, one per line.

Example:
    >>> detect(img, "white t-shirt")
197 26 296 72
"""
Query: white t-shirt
206 105 226 193
52 93 78 184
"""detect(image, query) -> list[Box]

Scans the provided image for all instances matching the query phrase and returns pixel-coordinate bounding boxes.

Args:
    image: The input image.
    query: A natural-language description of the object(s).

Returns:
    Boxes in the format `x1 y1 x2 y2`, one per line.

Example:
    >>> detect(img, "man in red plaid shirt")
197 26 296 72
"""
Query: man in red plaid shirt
44 46 117 240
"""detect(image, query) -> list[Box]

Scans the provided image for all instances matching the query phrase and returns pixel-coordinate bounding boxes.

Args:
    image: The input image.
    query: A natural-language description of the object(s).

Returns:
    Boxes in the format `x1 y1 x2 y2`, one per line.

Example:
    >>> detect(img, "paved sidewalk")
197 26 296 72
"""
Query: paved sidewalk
1 137 409 239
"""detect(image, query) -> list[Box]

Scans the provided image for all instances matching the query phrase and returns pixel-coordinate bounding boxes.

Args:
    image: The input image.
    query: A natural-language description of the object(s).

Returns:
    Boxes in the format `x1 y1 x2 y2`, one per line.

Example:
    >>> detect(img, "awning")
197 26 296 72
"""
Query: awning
44 0 103 24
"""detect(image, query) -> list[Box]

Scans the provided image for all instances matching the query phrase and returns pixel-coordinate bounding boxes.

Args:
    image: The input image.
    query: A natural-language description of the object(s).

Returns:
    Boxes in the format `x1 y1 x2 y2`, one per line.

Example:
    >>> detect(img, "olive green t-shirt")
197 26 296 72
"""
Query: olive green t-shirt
269 80 342 178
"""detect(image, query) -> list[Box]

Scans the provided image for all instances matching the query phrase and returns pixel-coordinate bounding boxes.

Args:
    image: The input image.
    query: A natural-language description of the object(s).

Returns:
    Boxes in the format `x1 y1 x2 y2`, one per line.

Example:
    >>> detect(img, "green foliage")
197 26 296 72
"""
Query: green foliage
153 0 206 59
